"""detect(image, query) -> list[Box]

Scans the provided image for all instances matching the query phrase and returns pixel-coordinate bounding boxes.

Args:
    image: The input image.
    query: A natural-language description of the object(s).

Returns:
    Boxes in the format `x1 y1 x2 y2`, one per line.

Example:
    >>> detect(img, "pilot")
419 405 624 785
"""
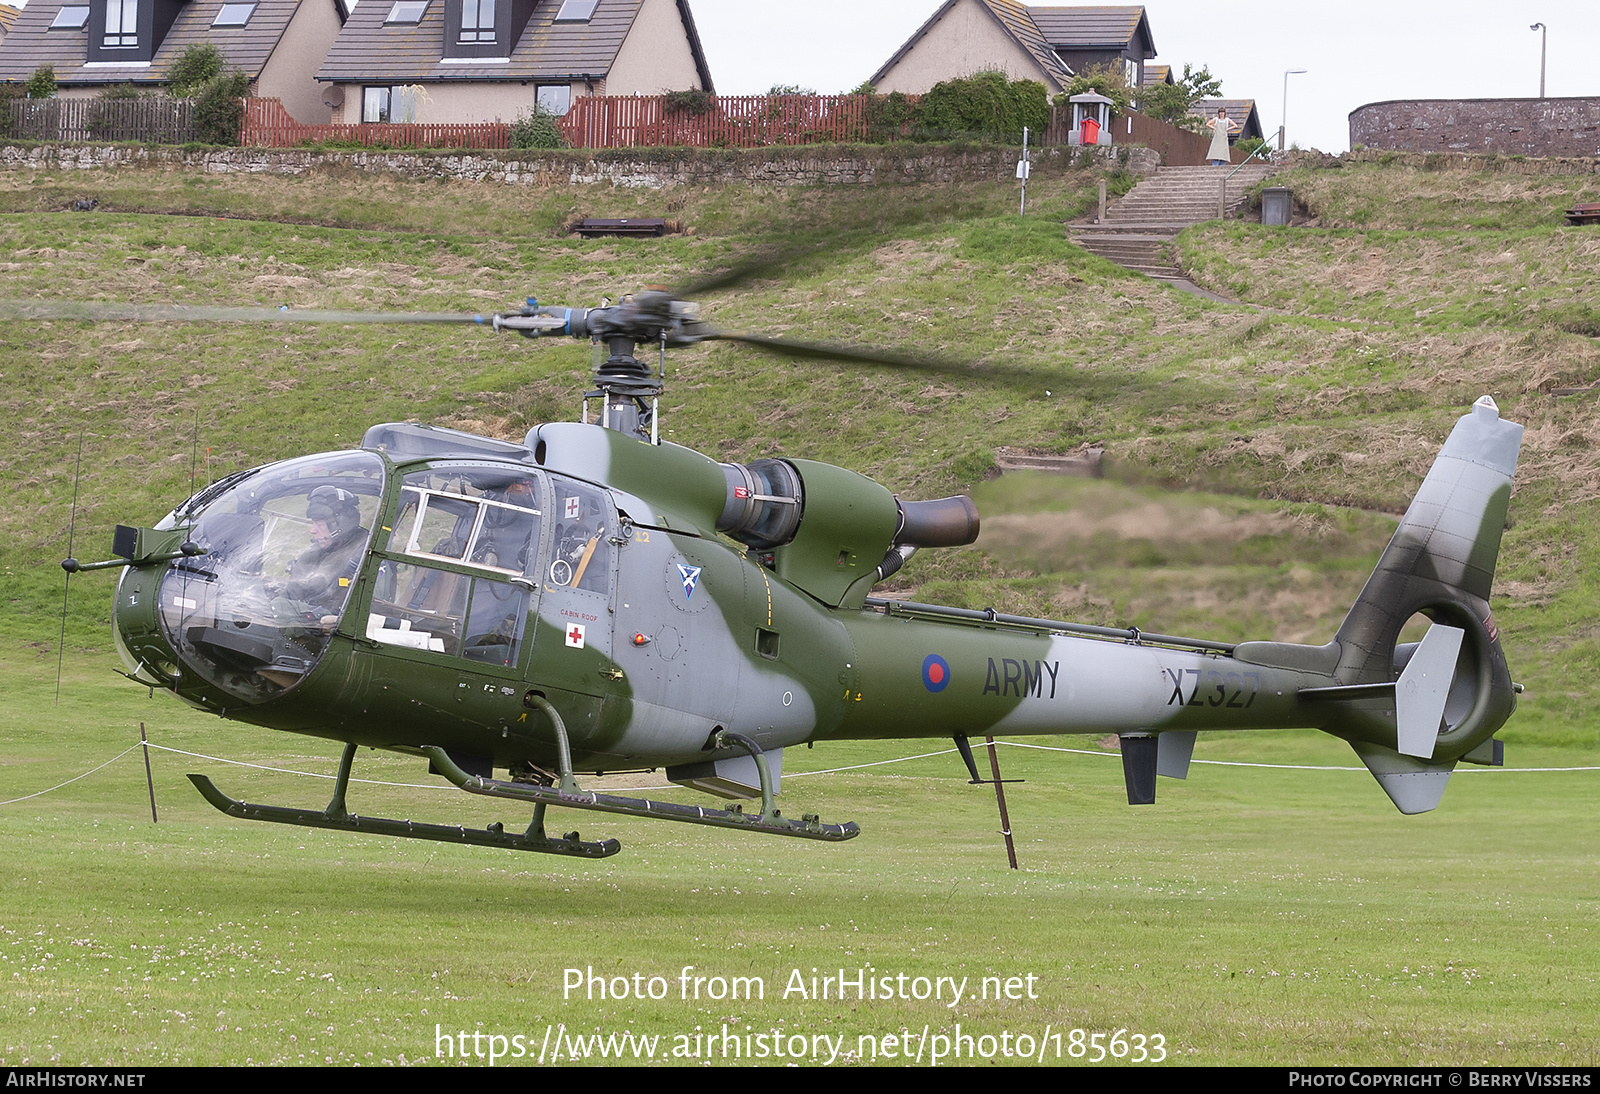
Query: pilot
473 477 540 574
276 485 368 629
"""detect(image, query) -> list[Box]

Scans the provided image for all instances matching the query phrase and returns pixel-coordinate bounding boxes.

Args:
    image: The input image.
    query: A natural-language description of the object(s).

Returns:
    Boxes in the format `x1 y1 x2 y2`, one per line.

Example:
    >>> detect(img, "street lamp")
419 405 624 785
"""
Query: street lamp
1281 69 1307 151
1530 23 1546 98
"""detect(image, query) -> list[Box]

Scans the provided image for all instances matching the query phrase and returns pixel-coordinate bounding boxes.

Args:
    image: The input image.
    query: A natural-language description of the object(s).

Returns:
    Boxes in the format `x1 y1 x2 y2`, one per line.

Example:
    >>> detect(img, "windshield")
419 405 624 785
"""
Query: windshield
156 451 385 702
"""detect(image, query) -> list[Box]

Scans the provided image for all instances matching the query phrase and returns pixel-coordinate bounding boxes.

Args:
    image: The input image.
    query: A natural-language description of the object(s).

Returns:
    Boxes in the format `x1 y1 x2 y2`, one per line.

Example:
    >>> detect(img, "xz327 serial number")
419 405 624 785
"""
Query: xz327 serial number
1164 668 1259 708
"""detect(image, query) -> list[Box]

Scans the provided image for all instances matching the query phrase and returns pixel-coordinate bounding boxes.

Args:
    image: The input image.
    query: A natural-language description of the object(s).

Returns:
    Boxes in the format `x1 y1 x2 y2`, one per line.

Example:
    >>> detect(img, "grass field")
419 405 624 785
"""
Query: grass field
1 148 1597 1067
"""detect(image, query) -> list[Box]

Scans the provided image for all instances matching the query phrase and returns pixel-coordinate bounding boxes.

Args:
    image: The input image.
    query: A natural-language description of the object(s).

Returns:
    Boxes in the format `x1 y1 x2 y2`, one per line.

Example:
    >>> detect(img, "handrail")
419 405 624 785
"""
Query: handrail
1226 141 1275 181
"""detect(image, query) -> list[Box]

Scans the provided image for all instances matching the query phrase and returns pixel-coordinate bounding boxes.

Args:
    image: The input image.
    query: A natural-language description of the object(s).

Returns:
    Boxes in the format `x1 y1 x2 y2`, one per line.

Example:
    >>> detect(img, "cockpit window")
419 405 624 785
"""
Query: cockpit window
387 466 541 577
156 452 384 701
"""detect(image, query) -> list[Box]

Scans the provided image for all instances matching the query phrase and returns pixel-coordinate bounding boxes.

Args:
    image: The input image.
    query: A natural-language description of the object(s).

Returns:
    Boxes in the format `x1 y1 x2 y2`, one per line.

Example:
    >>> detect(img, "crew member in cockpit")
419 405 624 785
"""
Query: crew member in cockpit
276 485 368 629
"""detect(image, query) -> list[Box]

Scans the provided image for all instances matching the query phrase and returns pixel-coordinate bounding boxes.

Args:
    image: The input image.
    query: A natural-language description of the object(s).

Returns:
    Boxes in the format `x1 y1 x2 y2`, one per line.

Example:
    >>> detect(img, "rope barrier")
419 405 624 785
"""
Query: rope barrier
3 733 1595 809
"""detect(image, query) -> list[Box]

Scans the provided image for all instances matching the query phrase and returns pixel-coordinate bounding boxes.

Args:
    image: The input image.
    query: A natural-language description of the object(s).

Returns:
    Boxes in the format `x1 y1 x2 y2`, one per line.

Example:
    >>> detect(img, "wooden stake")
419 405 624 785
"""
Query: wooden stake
140 723 158 823
984 735 1018 870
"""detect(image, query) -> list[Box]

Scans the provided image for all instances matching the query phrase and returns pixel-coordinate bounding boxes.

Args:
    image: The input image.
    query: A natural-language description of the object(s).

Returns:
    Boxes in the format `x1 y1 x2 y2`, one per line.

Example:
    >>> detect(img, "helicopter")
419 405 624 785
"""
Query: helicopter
32 284 1523 860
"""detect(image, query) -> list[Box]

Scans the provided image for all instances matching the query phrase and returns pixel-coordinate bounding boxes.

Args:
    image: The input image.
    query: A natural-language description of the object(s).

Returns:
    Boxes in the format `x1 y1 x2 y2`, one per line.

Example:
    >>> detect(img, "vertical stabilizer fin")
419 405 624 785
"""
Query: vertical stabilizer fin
1157 731 1196 780
1119 734 1158 805
1395 624 1464 759
1335 396 1522 685
1350 741 1456 814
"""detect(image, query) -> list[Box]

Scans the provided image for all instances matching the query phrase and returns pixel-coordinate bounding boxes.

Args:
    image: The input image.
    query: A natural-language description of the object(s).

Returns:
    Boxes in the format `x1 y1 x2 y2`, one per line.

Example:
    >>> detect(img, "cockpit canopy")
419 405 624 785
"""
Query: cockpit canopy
154 451 385 702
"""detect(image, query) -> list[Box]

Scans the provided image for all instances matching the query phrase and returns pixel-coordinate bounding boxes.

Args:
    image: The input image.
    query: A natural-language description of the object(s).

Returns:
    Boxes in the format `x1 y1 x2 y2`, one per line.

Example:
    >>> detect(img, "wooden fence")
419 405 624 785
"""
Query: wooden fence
3 98 199 143
242 98 510 150
558 94 918 149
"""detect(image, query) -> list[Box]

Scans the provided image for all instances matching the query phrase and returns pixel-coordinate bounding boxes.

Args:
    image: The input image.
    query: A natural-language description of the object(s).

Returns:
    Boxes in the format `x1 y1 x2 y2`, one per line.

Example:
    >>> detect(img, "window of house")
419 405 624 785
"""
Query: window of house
459 0 495 41
363 86 428 124
50 6 91 28
535 84 570 116
362 86 427 124
103 0 139 47
384 1 428 24
553 0 598 23
212 3 257 27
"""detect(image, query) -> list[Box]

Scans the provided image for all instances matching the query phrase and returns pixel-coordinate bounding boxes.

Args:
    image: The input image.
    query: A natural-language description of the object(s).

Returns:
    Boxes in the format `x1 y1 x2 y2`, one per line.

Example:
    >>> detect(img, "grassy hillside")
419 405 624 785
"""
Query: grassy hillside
1 150 1598 1066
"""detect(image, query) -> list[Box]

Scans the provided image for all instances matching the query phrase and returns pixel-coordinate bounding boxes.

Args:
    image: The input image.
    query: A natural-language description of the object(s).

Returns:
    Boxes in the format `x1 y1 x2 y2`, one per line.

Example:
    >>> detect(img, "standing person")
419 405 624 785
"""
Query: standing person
1208 107 1232 166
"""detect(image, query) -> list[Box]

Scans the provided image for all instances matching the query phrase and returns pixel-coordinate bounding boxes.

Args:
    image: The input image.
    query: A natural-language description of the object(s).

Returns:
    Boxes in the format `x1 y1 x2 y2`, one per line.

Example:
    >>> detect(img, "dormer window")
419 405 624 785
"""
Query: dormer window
212 3 256 27
459 0 493 41
553 0 598 23
51 6 91 28
385 1 427 24
103 0 138 46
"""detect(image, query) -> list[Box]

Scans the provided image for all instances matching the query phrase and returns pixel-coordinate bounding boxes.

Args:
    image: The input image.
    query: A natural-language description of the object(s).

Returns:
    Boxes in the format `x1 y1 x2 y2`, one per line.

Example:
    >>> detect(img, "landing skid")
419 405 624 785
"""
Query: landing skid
187 715 859 858
188 742 619 858
423 746 859 843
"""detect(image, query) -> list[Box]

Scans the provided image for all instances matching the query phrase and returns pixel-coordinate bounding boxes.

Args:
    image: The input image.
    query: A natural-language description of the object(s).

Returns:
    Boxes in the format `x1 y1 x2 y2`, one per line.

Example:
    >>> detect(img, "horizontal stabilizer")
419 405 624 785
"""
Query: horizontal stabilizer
1396 624 1464 759
1350 741 1456 815
1157 731 1196 780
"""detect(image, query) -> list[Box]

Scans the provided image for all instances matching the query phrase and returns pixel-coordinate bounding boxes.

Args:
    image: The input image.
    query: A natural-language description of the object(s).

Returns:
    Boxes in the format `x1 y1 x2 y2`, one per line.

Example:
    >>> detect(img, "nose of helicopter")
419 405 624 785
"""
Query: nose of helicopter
118 451 385 705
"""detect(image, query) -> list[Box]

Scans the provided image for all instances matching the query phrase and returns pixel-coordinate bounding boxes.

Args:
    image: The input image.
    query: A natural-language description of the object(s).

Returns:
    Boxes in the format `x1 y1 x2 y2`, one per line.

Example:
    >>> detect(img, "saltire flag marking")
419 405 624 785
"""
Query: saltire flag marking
677 563 702 600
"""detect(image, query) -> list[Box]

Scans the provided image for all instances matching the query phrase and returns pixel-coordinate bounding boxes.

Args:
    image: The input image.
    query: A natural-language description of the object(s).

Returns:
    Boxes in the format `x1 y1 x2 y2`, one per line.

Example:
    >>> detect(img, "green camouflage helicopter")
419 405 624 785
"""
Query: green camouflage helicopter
37 287 1523 860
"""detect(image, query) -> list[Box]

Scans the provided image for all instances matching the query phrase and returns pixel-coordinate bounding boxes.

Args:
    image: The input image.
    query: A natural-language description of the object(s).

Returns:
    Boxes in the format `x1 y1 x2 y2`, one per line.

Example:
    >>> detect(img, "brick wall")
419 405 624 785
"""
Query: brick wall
1349 98 1600 157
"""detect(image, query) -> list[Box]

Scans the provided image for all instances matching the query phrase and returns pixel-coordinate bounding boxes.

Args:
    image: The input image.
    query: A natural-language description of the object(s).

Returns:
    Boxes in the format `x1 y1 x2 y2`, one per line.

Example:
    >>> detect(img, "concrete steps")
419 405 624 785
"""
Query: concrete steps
1070 163 1278 279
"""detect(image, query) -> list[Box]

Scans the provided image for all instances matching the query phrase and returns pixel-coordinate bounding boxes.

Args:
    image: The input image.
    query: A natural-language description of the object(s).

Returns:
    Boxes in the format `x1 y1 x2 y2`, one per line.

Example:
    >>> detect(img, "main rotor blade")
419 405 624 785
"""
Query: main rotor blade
709 330 956 370
668 243 828 299
703 329 1054 386
0 301 495 325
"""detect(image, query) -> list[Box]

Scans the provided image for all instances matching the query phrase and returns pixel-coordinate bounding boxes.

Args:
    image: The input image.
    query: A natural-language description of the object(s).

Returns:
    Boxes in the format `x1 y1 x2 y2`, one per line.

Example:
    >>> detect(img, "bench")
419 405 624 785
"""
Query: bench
573 218 670 238
1565 203 1600 226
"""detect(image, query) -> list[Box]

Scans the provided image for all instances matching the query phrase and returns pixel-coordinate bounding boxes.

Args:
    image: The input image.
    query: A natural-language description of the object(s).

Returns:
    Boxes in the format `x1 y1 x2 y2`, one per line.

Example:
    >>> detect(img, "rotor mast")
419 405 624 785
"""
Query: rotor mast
495 291 705 444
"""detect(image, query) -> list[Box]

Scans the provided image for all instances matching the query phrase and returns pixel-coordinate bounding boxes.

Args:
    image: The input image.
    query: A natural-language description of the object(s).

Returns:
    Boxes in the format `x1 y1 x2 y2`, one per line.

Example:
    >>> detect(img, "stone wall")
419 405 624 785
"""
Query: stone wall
0 141 1160 188
1349 98 1600 158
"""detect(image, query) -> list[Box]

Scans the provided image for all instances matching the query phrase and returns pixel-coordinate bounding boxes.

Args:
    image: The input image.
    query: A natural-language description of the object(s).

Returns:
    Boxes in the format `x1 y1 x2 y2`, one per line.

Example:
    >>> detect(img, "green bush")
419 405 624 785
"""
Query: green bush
0 82 22 138
96 83 148 101
25 65 57 100
193 71 250 145
1137 63 1220 133
168 43 226 98
1058 62 1131 120
662 89 712 116
913 71 1048 142
860 90 914 142
509 104 565 150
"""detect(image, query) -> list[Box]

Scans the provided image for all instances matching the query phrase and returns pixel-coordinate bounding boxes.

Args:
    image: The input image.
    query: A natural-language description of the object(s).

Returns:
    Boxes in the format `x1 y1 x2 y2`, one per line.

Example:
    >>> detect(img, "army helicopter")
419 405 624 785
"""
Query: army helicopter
30 284 1523 860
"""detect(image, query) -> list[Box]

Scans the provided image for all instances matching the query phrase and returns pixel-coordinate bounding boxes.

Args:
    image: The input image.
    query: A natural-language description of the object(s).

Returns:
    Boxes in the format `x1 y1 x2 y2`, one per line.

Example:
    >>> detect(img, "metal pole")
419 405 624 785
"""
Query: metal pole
1281 69 1306 151
140 722 158 823
1019 126 1028 217
983 735 1018 870
1098 178 1106 223
1531 24 1547 98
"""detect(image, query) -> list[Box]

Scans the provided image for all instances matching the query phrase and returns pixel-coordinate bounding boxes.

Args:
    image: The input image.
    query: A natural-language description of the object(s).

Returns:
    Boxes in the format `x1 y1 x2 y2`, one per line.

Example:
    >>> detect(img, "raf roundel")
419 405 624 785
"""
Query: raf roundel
922 653 951 693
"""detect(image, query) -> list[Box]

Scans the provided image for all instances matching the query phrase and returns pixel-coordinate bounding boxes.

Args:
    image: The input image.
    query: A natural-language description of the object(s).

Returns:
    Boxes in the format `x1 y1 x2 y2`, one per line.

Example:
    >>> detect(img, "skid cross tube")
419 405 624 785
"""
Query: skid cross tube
421 747 859 842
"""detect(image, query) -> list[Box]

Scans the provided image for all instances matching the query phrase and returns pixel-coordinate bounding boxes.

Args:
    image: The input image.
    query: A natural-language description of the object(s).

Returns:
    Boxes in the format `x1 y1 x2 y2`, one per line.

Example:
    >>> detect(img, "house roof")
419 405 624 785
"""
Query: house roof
0 0 336 85
869 0 1074 93
1141 63 1171 88
316 0 713 90
1028 6 1154 58
0 5 21 37
1192 98 1263 141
